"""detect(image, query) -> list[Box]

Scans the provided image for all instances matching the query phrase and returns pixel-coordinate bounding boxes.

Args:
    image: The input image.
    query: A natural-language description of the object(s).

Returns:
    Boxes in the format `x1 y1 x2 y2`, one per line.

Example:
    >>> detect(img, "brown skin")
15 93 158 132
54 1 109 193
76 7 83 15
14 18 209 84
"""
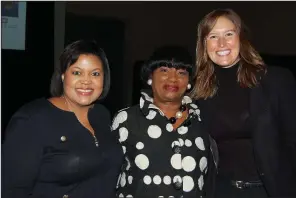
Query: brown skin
48 54 104 135
151 66 189 129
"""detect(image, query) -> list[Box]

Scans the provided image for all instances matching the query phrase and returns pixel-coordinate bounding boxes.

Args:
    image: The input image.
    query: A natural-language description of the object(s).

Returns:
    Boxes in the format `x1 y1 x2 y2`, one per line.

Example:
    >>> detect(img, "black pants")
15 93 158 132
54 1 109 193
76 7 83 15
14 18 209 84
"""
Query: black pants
214 176 268 198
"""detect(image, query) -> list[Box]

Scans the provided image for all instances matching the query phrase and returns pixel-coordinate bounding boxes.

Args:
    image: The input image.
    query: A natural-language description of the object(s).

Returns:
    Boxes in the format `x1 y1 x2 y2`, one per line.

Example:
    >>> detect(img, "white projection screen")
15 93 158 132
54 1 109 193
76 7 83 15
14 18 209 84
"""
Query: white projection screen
1 2 27 50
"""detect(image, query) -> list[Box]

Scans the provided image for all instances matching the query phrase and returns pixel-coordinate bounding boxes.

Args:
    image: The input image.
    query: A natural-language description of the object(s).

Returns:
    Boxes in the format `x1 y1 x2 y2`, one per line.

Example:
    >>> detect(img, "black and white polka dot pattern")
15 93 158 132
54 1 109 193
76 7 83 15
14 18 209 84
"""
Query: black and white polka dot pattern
112 90 210 198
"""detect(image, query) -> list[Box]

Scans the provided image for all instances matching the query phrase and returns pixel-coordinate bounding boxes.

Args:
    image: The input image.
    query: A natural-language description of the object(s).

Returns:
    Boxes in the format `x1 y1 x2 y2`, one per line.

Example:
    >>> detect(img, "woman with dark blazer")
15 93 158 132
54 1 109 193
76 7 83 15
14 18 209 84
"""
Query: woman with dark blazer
2 40 123 198
190 8 296 197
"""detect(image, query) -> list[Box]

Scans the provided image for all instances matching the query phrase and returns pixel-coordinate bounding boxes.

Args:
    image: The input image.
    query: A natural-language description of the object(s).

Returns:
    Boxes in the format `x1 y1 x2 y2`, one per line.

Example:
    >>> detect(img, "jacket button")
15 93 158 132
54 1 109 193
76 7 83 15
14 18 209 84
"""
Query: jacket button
60 136 67 142
173 145 182 154
173 180 182 190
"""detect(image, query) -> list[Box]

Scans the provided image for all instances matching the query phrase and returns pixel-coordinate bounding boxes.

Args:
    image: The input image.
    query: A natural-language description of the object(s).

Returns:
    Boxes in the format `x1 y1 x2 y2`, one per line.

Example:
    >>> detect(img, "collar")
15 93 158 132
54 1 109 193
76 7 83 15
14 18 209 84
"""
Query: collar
139 89 201 121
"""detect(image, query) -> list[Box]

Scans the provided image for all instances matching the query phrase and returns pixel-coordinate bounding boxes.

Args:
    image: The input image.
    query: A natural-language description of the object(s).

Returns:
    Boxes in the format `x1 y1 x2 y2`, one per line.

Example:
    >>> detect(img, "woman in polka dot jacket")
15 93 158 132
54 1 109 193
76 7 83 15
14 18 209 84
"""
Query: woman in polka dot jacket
112 46 217 198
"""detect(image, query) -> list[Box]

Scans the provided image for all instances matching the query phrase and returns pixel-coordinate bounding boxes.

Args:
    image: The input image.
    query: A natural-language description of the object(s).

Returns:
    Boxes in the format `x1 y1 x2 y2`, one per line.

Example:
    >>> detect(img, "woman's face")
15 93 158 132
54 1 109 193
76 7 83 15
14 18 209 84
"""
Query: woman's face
206 16 240 67
151 66 189 104
62 54 104 107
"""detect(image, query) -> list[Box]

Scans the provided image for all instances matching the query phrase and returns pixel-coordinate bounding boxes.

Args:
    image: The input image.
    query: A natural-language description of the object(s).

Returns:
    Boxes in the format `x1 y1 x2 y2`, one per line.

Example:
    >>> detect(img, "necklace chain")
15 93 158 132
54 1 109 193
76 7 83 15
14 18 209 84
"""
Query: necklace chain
62 95 99 147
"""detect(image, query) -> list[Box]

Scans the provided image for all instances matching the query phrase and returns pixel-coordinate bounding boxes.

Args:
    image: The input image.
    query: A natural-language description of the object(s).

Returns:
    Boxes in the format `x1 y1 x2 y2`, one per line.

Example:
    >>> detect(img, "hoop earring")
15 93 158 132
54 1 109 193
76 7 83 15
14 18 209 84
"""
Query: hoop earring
147 79 152 86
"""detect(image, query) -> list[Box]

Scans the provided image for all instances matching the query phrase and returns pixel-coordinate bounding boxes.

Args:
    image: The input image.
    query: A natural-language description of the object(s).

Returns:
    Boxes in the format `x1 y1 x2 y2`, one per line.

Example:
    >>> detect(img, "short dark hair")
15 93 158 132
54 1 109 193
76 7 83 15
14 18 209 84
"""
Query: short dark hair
50 40 111 101
141 45 194 84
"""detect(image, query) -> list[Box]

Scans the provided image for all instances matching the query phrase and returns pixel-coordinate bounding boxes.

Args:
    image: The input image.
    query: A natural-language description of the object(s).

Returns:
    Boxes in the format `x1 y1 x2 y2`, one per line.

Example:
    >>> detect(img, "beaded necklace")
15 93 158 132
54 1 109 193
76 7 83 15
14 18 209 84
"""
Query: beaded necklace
168 101 187 124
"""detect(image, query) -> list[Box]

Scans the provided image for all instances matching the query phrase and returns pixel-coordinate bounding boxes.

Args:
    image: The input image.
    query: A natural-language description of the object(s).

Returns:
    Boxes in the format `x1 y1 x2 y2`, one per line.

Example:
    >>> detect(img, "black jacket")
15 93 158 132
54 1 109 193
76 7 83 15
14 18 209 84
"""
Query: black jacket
197 66 296 197
2 98 123 198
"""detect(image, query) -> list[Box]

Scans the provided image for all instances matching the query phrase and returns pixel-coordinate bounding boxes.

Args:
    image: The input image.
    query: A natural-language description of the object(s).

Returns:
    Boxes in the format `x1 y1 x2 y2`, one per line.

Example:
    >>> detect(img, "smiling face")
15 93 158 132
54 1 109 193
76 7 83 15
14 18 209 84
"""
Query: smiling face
62 54 104 108
151 66 189 104
206 16 240 67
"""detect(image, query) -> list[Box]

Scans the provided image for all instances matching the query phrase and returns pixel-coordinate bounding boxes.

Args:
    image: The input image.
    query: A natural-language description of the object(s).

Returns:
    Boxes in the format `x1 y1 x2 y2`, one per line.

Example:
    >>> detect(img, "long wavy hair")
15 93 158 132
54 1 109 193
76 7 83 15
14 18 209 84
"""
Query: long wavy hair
190 9 266 99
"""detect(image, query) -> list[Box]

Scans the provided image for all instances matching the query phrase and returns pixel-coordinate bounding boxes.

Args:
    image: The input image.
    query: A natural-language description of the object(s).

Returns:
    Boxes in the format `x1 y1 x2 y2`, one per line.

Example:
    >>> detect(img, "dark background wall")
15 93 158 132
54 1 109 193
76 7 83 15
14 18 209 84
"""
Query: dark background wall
2 2 296 139
66 1 296 104
2 2 55 136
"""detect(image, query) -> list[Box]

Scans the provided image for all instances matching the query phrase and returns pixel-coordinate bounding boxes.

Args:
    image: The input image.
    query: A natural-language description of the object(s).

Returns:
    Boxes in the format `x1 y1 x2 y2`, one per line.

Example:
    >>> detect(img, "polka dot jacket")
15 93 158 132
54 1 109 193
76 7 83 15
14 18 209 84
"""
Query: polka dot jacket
112 90 215 198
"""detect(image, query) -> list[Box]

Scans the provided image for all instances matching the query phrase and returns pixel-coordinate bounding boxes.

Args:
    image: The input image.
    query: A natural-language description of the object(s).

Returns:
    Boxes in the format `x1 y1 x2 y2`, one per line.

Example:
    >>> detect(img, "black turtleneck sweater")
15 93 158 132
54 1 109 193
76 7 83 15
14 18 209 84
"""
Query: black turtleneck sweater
209 63 259 181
